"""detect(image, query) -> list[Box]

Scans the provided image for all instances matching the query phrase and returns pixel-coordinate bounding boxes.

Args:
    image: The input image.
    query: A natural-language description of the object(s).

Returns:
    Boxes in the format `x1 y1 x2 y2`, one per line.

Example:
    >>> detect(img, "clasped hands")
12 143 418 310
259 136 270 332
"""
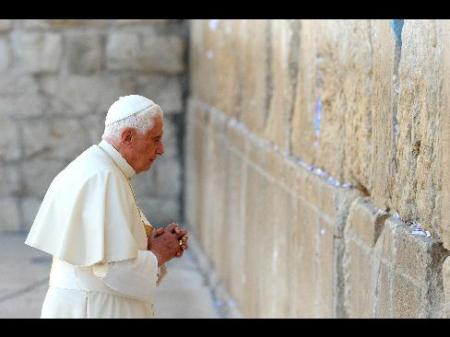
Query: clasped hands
147 223 189 267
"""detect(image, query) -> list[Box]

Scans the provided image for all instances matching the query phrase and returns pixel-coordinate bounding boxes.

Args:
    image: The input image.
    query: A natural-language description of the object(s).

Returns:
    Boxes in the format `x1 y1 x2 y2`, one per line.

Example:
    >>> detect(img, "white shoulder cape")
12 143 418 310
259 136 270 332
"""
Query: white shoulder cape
25 146 146 266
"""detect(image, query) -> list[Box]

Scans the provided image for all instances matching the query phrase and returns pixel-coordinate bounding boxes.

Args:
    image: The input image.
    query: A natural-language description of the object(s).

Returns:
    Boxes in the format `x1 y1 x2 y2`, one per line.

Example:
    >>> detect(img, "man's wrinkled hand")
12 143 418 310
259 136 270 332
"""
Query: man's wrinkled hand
165 223 189 257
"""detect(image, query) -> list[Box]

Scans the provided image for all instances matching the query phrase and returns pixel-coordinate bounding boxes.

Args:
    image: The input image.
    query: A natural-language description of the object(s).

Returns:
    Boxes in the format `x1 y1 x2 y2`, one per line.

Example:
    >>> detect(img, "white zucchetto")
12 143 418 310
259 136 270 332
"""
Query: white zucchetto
105 95 160 126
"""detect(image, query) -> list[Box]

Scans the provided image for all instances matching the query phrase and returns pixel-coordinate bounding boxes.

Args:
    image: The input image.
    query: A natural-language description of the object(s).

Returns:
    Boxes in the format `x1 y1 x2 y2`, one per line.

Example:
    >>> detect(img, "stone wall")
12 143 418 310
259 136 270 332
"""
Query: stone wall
0 19 187 232
186 20 450 317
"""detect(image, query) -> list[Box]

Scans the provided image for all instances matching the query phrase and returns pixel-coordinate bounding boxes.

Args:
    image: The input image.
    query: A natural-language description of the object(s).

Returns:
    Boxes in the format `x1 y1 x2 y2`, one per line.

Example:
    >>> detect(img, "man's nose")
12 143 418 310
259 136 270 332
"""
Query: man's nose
157 143 165 155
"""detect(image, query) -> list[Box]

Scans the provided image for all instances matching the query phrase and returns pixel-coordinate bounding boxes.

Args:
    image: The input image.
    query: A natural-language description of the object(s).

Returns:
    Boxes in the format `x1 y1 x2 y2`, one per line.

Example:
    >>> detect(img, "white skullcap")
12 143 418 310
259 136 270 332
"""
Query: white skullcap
105 95 160 126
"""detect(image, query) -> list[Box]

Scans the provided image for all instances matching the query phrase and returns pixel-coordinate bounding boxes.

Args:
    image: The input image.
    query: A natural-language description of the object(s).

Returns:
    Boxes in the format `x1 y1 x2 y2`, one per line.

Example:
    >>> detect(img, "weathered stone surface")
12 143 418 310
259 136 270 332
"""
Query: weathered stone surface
392 273 423 318
291 20 318 165
344 239 374 317
22 158 65 198
346 197 389 247
0 74 45 117
0 37 11 71
106 32 140 71
139 31 185 74
106 30 185 74
0 165 20 197
0 197 21 232
80 113 105 145
392 20 441 233
44 75 126 116
0 116 21 161
22 118 89 160
0 20 12 32
66 33 103 74
442 256 450 317
265 20 298 150
12 32 62 73
438 20 450 249
337 21 373 192
370 20 397 212
137 75 183 114
239 20 268 137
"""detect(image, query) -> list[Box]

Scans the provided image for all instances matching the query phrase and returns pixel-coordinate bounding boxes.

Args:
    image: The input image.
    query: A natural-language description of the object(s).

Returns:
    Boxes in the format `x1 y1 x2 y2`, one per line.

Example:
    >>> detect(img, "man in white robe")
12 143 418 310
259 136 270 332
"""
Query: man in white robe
25 95 189 318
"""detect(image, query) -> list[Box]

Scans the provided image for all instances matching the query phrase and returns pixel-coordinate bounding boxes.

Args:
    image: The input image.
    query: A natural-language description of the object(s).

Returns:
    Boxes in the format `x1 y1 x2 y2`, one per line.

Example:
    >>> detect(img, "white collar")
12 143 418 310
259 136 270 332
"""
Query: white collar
98 140 136 179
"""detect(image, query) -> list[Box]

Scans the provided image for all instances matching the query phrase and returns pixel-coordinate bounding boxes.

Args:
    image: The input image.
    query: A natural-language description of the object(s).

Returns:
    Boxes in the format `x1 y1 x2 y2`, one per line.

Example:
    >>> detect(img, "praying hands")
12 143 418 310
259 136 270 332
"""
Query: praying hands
147 223 189 266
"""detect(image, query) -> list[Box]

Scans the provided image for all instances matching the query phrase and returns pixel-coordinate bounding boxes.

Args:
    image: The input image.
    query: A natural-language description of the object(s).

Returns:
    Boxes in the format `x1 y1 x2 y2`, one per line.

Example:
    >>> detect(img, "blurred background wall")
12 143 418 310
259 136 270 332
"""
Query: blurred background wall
0 19 188 231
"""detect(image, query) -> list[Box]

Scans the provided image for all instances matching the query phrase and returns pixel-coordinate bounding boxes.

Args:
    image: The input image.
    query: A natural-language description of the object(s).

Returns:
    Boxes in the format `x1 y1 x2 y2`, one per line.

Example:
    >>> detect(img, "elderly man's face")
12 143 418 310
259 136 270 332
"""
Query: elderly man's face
127 116 165 173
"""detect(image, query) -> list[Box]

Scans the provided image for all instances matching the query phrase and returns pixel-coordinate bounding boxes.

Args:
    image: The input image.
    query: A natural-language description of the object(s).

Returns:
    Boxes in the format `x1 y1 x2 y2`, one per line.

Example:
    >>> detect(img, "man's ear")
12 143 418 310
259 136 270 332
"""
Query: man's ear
120 128 135 144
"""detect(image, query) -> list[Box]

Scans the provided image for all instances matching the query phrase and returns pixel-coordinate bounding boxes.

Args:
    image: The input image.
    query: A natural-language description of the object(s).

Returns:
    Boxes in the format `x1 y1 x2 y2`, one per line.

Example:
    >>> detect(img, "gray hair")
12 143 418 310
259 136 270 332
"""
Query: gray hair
101 106 163 140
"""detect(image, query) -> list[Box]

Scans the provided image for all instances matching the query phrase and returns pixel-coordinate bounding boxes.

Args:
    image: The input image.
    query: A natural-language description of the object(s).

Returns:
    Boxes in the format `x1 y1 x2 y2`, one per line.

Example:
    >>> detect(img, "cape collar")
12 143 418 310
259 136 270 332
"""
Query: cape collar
98 140 136 179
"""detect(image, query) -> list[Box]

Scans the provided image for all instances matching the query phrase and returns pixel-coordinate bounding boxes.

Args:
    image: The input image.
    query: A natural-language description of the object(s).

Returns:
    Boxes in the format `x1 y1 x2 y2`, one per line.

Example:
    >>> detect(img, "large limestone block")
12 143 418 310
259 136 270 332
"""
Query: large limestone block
239 20 269 137
291 20 319 165
265 20 300 150
137 75 183 114
22 118 89 161
225 151 247 307
346 197 389 248
189 20 217 108
339 20 373 191
0 74 45 118
439 20 450 249
392 20 441 233
106 30 185 74
369 20 397 212
212 20 241 118
65 33 103 74
12 32 62 73
44 75 129 116
294 200 319 317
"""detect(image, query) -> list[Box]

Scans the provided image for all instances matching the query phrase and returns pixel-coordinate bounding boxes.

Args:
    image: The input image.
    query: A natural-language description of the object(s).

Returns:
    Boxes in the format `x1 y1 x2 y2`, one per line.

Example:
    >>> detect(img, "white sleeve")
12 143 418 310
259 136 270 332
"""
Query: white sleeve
92 250 159 303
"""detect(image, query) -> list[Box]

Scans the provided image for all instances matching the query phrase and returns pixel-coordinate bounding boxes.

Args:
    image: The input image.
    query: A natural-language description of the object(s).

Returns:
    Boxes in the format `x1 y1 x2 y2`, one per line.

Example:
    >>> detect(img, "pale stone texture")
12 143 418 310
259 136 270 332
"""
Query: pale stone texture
438 20 450 249
137 75 183 114
65 33 103 74
188 20 450 318
22 159 65 198
0 74 45 118
392 20 442 235
12 32 62 73
106 30 185 74
22 118 89 160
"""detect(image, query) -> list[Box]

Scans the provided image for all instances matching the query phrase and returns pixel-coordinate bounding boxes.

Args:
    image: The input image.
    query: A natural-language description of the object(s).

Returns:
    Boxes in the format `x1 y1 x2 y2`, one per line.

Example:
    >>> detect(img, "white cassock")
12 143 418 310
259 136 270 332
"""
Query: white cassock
25 140 165 318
